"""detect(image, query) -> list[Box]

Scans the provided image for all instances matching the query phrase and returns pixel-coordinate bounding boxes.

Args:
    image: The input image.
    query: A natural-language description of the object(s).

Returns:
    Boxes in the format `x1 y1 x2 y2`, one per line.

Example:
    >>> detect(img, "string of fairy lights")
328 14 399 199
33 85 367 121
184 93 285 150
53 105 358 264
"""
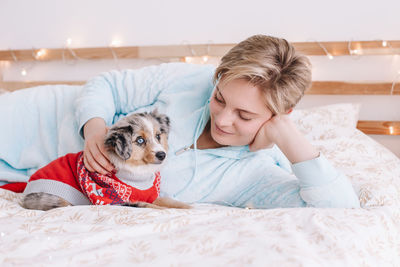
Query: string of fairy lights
3 37 398 68
1 37 399 135
4 38 400 86
3 38 400 99
312 38 399 135
3 38 400 100
7 38 126 76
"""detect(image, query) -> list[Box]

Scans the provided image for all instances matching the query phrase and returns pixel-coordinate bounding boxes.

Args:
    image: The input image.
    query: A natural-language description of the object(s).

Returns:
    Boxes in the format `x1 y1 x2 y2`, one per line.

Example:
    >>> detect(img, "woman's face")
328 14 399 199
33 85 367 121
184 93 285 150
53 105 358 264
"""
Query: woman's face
209 78 274 147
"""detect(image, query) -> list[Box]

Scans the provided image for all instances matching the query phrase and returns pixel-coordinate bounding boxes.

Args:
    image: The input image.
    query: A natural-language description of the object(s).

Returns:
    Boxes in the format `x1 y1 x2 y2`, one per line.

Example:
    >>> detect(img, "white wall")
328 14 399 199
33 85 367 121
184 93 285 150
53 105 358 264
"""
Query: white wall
1 0 400 48
0 0 399 157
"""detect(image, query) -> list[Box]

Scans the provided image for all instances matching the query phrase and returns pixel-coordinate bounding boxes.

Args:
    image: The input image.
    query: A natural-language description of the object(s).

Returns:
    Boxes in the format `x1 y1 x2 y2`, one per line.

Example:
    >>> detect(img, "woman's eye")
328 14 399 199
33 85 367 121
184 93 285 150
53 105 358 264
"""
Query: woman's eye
136 137 145 144
156 134 161 141
214 94 224 103
239 114 252 121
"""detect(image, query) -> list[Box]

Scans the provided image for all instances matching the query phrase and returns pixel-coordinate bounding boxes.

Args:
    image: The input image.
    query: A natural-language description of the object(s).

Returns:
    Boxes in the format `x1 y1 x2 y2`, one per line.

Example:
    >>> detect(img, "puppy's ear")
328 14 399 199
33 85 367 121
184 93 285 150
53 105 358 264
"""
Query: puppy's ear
151 109 170 135
104 125 133 160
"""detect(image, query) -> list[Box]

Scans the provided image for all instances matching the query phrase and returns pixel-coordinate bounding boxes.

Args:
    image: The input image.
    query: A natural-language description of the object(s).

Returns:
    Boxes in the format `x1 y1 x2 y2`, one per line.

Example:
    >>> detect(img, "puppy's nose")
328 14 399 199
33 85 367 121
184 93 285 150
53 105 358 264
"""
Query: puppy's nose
155 151 166 161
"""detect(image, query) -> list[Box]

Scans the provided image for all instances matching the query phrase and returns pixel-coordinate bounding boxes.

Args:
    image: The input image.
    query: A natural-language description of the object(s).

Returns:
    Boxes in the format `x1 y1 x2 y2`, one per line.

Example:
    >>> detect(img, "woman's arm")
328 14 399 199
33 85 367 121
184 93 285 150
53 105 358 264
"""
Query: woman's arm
74 63 215 173
249 114 319 163
249 114 360 208
232 156 360 209
74 65 166 140
74 63 215 139
82 117 114 175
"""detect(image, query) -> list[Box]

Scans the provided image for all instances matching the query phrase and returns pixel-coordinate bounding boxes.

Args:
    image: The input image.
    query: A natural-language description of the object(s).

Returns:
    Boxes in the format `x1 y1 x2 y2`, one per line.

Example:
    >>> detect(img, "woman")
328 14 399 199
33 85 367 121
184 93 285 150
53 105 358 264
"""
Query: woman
0 35 360 209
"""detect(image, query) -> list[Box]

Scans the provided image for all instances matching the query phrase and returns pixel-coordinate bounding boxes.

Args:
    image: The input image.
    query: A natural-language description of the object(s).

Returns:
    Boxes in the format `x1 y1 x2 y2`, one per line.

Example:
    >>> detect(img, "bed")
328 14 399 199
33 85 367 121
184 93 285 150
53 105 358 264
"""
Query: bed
1 102 399 266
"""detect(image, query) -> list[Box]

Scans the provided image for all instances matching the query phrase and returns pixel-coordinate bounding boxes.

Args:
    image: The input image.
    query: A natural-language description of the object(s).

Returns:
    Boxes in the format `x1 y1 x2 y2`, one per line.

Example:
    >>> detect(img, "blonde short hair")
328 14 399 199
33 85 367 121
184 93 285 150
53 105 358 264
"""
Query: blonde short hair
213 35 312 115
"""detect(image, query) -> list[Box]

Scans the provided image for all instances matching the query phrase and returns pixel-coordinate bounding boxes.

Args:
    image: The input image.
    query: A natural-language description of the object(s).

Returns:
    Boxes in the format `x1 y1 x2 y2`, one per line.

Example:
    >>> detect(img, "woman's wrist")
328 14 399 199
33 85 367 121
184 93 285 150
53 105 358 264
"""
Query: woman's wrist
273 120 319 164
83 117 107 139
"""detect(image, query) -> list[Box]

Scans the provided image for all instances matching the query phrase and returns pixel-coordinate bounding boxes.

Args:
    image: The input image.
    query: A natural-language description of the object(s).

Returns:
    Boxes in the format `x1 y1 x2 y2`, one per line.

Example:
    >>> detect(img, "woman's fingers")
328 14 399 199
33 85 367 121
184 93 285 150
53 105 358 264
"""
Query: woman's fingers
95 141 115 172
83 140 114 174
82 122 115 174
249 120 274 152
83 155 94 172
84 148 110 175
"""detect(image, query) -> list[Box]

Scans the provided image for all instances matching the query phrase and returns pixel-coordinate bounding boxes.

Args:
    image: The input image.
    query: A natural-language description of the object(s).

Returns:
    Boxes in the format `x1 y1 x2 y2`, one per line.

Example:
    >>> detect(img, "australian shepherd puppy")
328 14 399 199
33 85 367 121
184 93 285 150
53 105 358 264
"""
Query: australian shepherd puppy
22 109 190 210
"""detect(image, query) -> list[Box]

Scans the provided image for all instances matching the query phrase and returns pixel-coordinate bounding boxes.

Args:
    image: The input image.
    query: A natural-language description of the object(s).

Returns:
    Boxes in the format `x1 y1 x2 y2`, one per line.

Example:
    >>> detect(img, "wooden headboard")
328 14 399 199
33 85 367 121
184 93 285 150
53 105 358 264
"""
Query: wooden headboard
1 40 399 136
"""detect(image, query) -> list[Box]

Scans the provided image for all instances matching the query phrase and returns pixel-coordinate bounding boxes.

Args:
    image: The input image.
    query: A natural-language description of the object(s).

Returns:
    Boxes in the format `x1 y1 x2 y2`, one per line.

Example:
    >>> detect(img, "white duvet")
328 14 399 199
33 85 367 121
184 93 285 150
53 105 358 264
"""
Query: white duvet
0 191 399 266
1 103 399 266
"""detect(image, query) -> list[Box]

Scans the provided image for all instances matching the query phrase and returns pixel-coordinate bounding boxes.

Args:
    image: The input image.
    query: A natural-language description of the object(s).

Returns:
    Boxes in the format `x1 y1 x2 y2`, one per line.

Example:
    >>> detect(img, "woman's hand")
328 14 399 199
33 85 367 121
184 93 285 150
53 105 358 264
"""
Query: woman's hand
249 113 319 164
83 117 115 175
249 114 283 152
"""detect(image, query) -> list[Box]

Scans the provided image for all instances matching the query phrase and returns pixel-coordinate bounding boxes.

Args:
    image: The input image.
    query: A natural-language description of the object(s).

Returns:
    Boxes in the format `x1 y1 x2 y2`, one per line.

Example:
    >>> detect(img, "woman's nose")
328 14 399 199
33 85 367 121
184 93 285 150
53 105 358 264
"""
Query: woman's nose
215 108 234 126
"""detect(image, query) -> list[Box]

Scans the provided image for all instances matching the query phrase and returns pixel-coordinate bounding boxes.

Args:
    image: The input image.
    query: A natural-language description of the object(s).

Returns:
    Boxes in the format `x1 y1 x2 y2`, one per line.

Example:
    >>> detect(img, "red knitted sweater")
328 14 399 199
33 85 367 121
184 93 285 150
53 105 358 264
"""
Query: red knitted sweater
25 151 160 205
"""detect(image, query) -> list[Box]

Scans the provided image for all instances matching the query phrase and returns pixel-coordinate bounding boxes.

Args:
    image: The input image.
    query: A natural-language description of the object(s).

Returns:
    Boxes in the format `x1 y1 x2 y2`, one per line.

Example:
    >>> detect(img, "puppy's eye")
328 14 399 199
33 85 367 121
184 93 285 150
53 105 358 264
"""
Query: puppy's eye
136 136 145 145
156 134 161 141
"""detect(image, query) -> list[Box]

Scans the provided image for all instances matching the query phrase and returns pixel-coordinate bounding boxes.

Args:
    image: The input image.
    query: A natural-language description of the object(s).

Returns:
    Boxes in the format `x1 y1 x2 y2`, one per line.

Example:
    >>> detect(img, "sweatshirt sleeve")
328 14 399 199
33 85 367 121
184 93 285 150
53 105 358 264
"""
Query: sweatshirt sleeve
291 153 360 208
236 151 360 209
74 62 215 139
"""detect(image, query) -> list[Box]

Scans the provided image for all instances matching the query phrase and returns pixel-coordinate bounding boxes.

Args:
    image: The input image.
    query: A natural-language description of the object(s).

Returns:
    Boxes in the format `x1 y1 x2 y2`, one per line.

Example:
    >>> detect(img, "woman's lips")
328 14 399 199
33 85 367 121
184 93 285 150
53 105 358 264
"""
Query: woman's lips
214 123 233 135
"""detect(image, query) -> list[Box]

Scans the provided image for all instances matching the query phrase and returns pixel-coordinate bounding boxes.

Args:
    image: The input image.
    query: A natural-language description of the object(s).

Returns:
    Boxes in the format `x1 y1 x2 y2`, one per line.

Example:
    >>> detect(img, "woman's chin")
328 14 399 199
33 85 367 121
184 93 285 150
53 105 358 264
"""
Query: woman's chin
210 130 230 146
210 131 247 147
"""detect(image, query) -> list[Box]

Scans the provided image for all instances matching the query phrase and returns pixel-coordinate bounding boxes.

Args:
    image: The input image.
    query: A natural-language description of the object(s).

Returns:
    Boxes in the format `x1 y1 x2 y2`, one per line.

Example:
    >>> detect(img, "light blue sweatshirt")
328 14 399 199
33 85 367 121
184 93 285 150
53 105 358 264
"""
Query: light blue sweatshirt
0 62 360 209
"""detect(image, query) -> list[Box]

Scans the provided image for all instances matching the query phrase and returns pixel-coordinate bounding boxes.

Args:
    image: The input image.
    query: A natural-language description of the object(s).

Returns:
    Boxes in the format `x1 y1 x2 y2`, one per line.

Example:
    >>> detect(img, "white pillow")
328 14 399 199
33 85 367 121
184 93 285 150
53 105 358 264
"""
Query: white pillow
290 103 361 141
290 103 400 207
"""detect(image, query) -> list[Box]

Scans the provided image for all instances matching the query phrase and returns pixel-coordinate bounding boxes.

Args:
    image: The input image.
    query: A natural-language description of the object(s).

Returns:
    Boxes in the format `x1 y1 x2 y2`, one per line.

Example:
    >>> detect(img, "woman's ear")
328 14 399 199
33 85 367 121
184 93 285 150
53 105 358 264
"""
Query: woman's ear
104 125 133 160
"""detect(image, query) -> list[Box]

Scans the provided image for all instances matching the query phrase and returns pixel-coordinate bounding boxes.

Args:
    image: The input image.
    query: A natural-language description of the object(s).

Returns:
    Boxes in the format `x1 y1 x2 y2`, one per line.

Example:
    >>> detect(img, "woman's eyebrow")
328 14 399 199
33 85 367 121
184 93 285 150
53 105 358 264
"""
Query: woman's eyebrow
239 109 258 115
216 86 258 115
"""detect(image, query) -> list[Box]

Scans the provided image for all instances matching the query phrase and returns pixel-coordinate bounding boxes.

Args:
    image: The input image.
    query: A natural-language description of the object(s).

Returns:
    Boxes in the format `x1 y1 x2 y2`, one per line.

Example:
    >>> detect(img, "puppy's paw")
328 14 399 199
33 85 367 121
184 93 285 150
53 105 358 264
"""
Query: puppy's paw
121 201 167 209
152 197 192 209
180 203 192 209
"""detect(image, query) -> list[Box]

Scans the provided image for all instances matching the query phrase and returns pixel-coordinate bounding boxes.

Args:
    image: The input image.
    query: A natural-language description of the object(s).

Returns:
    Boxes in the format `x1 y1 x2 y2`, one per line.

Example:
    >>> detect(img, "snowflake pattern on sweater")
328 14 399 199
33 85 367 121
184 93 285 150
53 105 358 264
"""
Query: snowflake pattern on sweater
76 153 160 205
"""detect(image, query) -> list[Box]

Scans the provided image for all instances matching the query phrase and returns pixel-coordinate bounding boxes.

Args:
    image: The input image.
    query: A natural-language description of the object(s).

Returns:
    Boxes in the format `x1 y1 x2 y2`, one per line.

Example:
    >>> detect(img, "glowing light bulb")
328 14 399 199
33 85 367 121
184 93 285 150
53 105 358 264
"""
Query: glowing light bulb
382 41 387 47
202 56 209 62
327 53 334 60
351 49 360 55
389 126 394 135
21 68 27 76
36 49 47 58
185 56 193 63
110 39 121 47
66 38 72 46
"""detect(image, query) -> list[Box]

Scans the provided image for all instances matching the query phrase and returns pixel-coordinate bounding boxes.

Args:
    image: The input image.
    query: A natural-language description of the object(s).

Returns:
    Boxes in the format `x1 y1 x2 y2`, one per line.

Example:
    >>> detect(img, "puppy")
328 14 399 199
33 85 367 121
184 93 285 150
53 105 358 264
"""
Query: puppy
22 109 190 211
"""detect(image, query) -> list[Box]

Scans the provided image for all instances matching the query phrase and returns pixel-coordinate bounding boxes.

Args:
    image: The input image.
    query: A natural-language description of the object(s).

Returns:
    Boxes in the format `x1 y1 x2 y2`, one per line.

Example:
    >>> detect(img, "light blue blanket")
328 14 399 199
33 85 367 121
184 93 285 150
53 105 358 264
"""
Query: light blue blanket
0 85 84 182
